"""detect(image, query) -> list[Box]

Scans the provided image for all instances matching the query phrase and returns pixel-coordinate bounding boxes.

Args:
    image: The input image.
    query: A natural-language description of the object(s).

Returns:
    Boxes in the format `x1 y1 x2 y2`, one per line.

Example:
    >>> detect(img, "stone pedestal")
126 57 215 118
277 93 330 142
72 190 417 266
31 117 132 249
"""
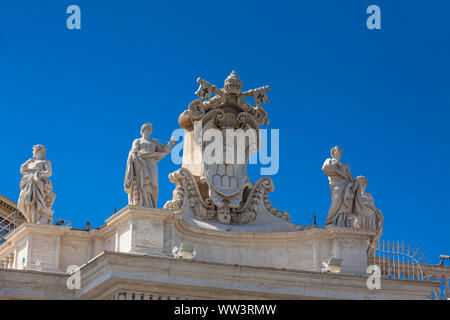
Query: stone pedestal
1 224 69 272
100 206 374 275
106 207 171 256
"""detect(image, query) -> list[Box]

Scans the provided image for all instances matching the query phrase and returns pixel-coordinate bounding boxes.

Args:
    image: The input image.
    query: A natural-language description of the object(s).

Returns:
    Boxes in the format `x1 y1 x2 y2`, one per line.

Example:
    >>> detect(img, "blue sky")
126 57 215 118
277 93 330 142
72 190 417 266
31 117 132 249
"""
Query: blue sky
0 1 449 263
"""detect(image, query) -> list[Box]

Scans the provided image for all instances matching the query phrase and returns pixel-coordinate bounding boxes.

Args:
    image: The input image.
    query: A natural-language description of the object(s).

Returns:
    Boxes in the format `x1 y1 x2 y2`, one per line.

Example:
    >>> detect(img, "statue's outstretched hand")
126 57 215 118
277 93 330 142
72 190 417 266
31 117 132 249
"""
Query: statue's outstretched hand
165 137 177 151
165 143 173 153
168 136 177 146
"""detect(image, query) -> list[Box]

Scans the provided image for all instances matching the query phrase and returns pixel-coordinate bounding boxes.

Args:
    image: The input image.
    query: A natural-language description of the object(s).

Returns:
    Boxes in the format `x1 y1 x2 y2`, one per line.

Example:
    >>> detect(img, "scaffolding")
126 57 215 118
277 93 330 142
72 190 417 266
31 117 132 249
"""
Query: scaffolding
0 210 19 244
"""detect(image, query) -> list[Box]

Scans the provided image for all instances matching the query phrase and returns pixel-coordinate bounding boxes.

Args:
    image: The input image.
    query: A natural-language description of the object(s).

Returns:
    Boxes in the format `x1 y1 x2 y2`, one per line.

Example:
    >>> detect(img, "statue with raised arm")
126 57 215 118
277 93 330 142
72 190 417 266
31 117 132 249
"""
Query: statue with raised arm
322 146 358 228
124 123 175 208
17 144 56 224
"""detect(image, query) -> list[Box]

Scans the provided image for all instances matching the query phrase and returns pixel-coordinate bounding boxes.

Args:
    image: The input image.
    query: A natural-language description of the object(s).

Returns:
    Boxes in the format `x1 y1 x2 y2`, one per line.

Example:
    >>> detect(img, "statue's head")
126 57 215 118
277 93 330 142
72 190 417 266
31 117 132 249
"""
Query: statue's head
356 176 368 191
32 144 46 160
140 123 153 137
330 146 342 161
224 70 242 94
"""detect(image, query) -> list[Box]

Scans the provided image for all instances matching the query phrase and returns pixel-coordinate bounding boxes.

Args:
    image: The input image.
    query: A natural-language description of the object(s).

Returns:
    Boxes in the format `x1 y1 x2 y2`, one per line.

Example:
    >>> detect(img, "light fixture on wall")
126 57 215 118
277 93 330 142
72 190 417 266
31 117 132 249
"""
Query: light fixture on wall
321 257 344 273
172 242 197 261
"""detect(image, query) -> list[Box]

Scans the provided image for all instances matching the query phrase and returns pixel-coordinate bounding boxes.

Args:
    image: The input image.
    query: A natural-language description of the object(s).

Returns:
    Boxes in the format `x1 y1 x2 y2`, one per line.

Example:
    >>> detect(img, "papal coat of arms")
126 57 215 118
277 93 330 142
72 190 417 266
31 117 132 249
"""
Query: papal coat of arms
165 71 289 225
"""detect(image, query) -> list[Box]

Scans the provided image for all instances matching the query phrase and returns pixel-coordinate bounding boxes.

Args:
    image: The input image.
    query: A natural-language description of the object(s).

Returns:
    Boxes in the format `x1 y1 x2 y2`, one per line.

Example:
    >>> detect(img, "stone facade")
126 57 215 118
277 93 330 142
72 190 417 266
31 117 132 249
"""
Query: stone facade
0 206 445 299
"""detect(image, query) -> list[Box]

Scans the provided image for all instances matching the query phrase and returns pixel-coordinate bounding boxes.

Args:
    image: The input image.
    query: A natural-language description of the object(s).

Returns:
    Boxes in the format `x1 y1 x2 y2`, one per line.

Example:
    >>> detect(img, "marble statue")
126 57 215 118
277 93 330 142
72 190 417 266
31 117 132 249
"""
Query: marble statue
322 146 358 228
124 123 175 208
17 144 56 224
165 71 290 225
322 146 384 242
354 176 383 240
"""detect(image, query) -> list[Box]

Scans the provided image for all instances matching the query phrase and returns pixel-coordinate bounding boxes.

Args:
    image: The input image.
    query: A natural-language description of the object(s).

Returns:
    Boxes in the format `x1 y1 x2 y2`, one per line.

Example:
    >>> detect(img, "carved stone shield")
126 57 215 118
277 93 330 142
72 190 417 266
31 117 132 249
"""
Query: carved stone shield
202 162 249 208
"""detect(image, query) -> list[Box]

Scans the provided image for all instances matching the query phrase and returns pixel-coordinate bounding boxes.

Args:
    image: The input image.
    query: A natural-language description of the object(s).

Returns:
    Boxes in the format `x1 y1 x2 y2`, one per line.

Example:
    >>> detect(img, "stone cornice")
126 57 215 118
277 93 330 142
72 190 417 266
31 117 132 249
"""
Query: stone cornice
0 194 17 211
175 217 376 245
105 205 177 225
104 206 375 244
75 251 441 300
0 206 377 252
0 267 73 299
0 249 441 300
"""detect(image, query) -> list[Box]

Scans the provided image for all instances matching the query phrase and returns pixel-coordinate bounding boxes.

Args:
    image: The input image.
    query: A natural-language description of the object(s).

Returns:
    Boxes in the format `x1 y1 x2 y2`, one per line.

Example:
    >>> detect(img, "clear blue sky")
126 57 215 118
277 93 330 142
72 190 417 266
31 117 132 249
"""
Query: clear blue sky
0 1 449 263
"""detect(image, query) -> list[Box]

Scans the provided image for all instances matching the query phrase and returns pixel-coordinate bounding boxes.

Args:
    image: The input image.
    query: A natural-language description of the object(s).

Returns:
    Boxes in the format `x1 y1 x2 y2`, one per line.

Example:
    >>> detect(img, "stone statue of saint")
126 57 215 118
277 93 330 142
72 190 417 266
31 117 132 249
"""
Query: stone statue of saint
322 146 358 228
322 146 384 242
354 176 383 232
17 145 56 224
124 123 175 208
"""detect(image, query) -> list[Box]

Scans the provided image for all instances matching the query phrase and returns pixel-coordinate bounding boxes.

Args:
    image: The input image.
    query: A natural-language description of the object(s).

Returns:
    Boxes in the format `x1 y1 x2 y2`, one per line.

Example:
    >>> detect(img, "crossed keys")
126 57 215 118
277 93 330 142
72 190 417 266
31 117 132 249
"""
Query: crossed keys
195 78 215 100
195 77 270 108
250 86 270 107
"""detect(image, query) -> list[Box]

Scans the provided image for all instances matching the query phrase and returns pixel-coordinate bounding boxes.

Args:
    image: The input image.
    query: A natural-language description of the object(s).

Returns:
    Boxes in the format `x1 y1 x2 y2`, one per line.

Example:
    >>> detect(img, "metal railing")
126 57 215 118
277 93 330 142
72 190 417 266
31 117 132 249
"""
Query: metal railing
368 240 426 280
368 240 450 300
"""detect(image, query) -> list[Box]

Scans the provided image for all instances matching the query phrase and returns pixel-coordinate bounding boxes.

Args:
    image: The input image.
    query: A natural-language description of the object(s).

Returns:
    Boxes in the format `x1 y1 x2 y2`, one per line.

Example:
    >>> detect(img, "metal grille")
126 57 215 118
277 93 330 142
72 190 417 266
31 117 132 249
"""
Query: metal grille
368 240 425 280
368 239 450 300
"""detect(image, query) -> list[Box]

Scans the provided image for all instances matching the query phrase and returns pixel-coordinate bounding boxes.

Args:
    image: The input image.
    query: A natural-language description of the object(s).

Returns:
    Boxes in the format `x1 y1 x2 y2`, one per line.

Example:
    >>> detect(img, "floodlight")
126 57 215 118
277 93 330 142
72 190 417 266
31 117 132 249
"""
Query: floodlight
321 257 344 273
172 242 197 261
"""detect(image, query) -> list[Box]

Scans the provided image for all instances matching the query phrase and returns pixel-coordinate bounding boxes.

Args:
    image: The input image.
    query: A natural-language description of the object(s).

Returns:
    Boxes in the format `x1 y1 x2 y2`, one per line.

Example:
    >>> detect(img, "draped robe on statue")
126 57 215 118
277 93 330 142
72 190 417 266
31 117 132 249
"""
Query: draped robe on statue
353 185 383 244
18 158 56 224
124 138 170 208
355 191 376 230
322 158 357 228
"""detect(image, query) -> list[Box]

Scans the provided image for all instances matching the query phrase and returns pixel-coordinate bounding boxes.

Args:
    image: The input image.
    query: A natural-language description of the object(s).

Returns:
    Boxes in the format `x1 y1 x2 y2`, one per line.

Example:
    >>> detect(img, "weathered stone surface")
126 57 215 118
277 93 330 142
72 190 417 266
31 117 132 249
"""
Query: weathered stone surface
17 145 56 224
165 72 289 226
0 251 442 300
323 146 383 248
0 206 373 275
124 123 175 208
